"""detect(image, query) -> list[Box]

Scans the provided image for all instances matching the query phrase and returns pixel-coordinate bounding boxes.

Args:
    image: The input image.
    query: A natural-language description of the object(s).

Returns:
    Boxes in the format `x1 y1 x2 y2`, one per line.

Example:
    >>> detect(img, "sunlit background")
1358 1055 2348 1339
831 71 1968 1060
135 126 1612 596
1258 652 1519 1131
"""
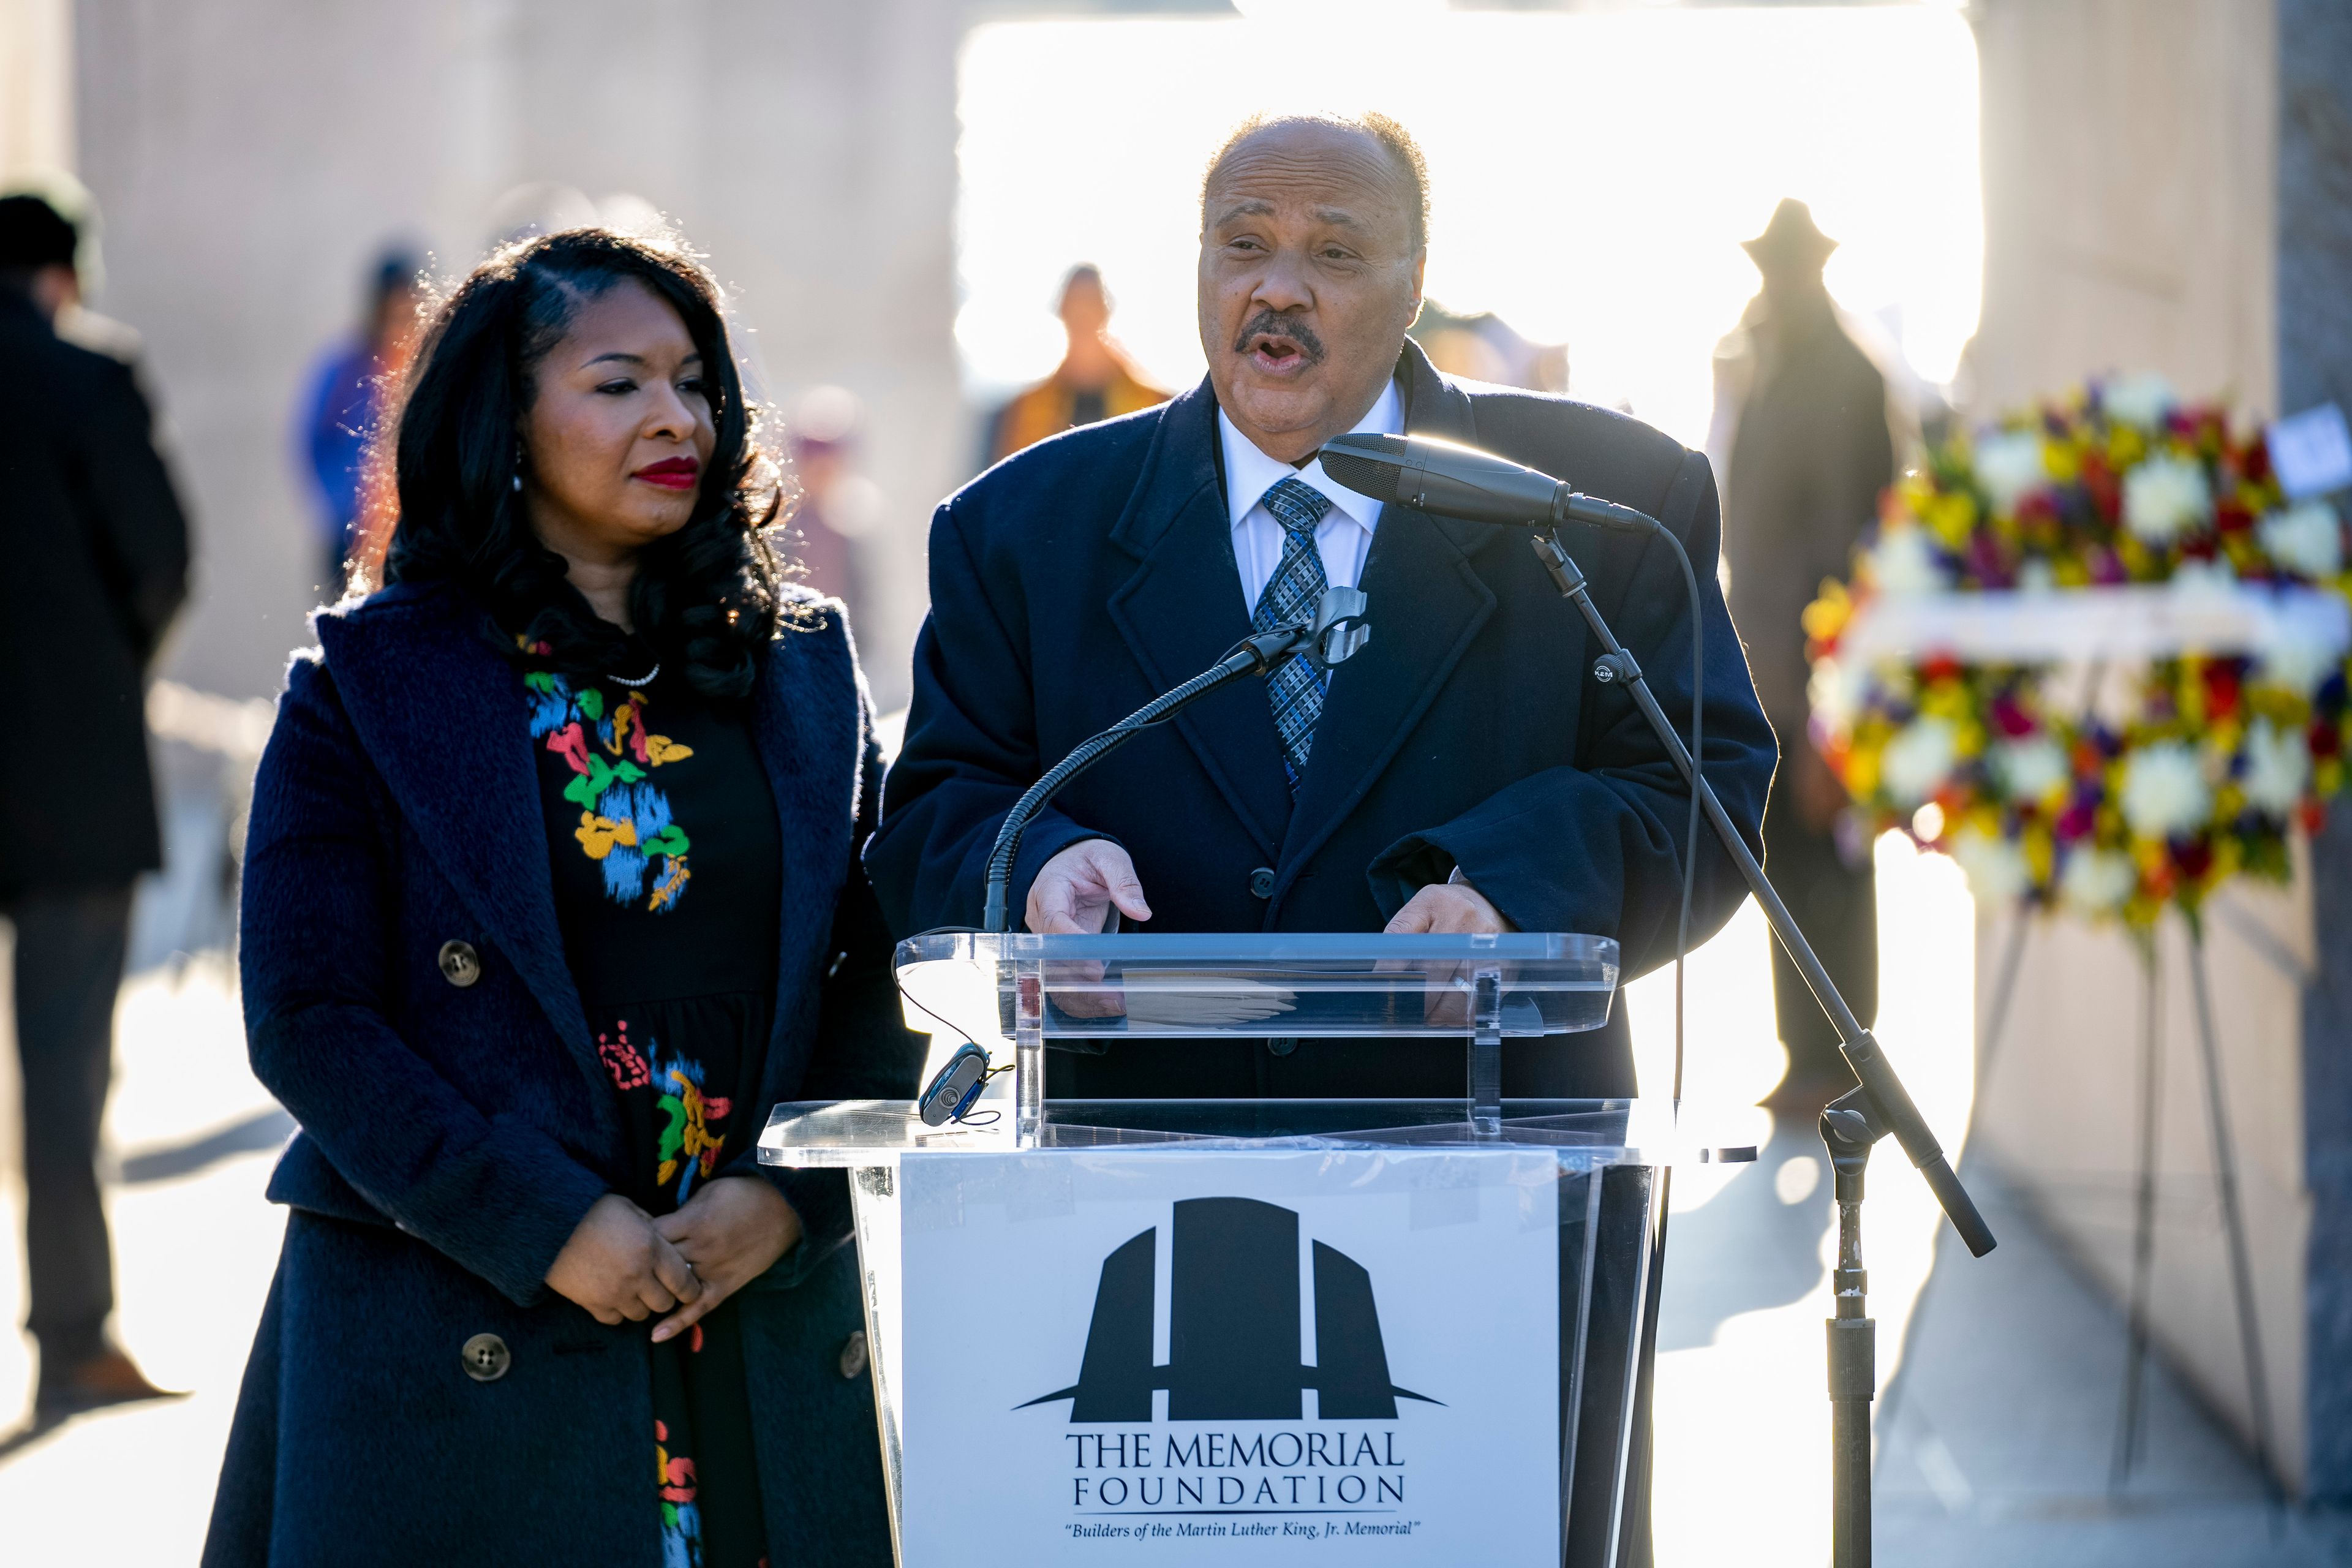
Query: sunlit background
957 1 1981 448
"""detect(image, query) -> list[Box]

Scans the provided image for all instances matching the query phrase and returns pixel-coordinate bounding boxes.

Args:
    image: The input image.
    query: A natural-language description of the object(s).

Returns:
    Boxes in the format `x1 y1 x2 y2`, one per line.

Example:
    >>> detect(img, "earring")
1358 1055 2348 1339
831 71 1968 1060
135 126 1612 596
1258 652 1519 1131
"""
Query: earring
512 472 522 493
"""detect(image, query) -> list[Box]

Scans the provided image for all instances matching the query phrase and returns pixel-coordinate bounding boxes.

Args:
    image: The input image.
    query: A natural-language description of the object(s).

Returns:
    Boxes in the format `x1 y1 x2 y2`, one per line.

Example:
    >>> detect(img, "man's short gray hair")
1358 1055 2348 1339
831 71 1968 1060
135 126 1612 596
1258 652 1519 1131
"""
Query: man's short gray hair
1200 110 1430 254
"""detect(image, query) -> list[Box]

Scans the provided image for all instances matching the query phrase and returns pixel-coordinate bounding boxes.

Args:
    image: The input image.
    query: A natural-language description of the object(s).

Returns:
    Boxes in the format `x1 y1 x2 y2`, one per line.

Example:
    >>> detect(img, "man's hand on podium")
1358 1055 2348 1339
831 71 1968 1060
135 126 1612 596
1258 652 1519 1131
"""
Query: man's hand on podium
1028 839 1153 1019
1028 839 1153 935
1384 874 1515 1028
1383 876 1513 937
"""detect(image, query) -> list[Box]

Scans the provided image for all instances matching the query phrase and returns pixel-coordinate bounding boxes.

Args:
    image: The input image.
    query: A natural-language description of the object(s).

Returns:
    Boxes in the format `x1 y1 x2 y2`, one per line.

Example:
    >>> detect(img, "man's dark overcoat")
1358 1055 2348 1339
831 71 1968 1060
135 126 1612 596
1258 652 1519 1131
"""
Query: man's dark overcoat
0 290 188 893
203 581 922 1566
867 340 1777 1098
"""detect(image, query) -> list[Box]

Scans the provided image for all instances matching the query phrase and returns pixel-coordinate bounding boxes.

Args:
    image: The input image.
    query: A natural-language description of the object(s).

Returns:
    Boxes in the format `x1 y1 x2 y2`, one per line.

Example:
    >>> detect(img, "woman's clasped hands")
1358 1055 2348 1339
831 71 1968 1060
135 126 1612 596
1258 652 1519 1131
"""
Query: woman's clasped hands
545 1177 803 1343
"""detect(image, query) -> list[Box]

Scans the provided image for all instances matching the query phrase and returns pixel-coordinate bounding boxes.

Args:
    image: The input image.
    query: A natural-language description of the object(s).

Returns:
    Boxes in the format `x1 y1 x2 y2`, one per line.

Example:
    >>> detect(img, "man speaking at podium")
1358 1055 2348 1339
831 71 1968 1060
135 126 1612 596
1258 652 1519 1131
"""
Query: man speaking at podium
867 111 1776 1104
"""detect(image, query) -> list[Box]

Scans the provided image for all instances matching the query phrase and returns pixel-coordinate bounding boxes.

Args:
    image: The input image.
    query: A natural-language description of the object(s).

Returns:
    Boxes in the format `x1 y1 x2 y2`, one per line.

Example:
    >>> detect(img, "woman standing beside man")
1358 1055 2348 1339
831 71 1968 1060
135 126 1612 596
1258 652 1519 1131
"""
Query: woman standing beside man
205 228 922 1565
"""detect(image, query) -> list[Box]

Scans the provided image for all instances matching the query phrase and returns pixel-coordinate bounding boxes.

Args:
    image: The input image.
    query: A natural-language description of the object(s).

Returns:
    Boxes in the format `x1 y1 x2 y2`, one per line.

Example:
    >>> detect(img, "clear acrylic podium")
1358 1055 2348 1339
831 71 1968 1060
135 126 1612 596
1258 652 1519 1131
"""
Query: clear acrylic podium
760 933 1741 1567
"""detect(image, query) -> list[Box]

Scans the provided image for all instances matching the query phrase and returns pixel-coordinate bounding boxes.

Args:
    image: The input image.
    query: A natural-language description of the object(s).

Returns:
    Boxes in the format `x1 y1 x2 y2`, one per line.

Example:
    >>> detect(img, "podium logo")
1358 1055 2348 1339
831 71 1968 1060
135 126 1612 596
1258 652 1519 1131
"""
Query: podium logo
1022 1197 1439 1423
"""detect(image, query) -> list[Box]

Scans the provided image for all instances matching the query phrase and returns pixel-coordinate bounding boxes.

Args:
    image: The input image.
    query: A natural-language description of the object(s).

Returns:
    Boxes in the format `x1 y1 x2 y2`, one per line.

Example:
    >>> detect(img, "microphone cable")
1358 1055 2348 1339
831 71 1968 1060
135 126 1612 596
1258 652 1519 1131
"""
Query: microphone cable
1653 521 1703 1117
1602 514 1705 1117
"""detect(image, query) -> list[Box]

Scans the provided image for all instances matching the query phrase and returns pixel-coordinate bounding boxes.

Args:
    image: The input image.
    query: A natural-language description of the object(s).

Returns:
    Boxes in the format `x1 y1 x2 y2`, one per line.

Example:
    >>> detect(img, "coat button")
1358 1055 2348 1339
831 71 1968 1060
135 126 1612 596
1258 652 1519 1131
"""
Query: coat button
1248 867 1276 900
438 940 482 988
461 1332 510 1382
839 1329 869 1381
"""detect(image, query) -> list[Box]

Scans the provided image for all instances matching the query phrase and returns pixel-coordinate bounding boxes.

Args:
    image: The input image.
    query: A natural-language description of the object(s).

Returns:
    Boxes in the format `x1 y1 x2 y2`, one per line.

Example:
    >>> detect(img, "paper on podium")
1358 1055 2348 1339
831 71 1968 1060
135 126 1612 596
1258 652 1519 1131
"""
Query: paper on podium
1114 971 1300 1028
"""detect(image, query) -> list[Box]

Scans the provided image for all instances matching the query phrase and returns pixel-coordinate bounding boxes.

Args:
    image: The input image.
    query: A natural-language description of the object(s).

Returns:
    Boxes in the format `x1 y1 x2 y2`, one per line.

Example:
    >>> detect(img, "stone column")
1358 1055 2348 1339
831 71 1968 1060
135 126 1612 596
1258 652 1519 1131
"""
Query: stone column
0 0 72 178
2278 0 2352 1506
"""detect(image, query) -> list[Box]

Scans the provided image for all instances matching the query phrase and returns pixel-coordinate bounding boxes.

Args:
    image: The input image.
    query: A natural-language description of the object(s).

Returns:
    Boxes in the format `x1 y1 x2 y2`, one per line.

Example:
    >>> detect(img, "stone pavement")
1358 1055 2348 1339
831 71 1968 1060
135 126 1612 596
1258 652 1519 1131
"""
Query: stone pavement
1636 839 2352 1566
1649 1100 2352 1566
1875 1161 2352 1565
0 956 287 1561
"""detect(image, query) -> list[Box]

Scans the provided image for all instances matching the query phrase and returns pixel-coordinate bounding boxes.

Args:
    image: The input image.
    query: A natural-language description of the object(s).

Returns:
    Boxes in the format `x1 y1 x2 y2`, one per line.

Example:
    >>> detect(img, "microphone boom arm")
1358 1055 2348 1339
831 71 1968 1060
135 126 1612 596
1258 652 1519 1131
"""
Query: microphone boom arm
1528 526 1994 1258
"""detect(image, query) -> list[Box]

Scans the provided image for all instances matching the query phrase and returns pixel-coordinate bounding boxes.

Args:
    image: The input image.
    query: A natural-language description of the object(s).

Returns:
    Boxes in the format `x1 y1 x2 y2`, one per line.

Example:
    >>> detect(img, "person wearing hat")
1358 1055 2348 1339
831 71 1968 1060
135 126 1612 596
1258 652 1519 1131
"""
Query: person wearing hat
1711 198 1912 1105
0 190 191 1420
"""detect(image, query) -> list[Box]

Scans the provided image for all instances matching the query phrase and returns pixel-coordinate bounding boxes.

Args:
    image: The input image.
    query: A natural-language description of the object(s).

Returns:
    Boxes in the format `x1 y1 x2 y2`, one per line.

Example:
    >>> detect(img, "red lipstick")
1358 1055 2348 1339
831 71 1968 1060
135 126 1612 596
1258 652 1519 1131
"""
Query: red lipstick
635 457 700 491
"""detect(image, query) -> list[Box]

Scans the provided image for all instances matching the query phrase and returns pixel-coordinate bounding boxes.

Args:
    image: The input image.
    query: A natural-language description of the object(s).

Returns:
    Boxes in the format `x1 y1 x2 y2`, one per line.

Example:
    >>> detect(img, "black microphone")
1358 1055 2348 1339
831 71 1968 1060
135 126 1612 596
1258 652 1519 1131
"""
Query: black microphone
1320 431 1653 533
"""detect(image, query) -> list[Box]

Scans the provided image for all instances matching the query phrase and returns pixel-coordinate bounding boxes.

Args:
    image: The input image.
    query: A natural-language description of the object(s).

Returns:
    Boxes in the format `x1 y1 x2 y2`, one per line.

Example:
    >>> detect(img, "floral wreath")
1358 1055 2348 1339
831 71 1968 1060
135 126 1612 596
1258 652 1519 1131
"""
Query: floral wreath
1803 376 2351 928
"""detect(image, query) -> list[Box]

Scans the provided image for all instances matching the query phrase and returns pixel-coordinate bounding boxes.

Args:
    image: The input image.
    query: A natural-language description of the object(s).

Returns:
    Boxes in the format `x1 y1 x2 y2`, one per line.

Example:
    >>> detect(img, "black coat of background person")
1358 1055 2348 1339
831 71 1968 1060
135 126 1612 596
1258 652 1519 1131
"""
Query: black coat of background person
0 288 189 893
203 582 924 1567
1721 274 1895 1078
866 339 1777 1100
0 265 188 1401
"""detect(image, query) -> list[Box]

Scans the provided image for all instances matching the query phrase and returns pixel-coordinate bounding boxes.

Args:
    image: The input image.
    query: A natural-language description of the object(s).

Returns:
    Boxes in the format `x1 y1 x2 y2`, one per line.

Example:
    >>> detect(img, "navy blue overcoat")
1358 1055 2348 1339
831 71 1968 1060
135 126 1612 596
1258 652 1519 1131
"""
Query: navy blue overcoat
867 341 1779 1098
204 579 922 1566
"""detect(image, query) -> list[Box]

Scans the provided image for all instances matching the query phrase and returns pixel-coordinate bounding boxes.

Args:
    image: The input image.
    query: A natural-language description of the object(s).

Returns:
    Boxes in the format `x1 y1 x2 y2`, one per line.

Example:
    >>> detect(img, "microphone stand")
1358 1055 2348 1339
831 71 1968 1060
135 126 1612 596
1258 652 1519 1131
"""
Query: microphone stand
1527 526 1996 1568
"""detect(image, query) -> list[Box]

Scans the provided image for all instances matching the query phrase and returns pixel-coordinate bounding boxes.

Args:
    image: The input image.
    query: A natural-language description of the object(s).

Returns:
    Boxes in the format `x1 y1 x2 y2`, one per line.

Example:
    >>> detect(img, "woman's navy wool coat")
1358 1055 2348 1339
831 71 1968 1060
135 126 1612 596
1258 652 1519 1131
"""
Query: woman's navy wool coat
203 580 924 1566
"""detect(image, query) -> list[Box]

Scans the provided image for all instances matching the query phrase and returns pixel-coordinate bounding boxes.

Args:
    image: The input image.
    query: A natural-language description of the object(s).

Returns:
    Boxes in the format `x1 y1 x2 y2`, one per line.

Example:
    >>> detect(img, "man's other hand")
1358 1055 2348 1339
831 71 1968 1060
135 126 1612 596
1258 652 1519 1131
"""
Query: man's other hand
1385 876 1516 1025
1027 839 1153 934
1384 877 1515 935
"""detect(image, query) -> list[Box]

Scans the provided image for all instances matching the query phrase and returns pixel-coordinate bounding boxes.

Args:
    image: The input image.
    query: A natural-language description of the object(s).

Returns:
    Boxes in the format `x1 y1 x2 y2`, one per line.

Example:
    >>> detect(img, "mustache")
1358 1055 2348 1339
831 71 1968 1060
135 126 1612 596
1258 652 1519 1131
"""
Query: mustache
1231 311 1325 364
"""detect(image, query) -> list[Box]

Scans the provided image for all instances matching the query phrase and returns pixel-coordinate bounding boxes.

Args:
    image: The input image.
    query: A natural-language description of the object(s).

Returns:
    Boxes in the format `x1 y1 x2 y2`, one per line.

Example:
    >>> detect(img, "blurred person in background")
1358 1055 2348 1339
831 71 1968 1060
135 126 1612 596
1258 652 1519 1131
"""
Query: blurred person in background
1711 198 1907 1106
1409 298 1567 393
0 191 190 1422
206 229 920 1567
986 262 1170 463
295 248 421 594
785 383 884 624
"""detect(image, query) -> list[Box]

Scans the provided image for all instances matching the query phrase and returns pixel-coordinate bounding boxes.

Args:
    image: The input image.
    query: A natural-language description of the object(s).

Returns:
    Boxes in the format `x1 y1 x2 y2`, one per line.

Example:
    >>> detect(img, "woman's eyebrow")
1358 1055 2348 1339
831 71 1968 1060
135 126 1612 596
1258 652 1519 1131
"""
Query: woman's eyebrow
579 349 704 369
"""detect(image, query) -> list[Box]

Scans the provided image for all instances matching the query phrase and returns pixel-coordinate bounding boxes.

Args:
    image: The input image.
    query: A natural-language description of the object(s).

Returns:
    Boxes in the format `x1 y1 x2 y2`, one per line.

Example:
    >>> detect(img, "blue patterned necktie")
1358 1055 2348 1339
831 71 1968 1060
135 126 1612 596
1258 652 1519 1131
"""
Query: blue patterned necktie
1252 476 1335 794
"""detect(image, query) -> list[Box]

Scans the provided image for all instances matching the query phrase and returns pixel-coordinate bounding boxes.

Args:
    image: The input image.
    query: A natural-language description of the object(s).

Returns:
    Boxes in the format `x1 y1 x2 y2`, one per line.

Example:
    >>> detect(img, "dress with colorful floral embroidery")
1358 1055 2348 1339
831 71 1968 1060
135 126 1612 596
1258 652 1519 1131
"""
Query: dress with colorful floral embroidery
527 646 782 1568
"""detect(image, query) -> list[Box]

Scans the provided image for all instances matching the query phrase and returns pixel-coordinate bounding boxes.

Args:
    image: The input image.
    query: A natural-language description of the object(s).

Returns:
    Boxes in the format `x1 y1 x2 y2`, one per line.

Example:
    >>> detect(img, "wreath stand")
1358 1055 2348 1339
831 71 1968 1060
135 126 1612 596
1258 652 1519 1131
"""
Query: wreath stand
1877 908 2284 1507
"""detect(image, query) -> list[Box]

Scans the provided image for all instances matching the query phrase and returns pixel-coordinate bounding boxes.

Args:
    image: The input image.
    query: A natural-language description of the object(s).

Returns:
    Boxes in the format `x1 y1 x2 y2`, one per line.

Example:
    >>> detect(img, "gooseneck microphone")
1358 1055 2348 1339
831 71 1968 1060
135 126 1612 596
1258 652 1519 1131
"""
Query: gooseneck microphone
979 587 1372 934
1319 431 1654 534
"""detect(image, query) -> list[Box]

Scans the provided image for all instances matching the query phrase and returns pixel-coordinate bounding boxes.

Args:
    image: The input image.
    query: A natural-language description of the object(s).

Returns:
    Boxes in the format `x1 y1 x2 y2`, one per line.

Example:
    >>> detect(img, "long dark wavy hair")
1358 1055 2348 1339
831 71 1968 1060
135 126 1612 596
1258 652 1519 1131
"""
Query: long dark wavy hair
383 227 790 699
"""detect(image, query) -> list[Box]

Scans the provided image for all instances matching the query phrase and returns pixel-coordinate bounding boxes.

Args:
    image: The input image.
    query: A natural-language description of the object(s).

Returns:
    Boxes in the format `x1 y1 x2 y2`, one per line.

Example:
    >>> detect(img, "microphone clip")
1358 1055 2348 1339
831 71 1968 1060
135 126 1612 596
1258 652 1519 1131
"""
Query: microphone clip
1232 586 1373 675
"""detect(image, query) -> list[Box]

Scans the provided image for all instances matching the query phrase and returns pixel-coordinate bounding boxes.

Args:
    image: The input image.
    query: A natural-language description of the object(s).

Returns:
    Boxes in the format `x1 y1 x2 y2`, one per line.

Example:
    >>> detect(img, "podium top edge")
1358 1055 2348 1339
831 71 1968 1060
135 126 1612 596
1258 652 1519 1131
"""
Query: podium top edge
894 930 1621 963
755 1099 1759 1167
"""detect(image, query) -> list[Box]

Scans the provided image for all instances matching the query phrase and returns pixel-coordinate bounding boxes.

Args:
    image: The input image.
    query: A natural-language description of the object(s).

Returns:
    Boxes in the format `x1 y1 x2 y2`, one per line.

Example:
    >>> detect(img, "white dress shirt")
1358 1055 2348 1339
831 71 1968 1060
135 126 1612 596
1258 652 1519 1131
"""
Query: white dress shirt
1219 379 1404 616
